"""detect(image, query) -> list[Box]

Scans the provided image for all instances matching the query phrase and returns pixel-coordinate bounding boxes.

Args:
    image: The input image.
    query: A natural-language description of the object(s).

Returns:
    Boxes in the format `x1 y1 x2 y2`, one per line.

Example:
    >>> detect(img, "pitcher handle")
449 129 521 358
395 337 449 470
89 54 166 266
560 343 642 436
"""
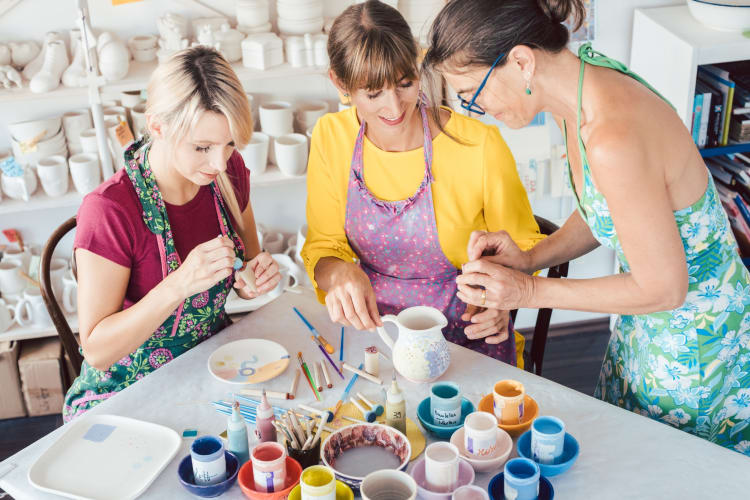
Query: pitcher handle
376 315 398 351
14 299 31 327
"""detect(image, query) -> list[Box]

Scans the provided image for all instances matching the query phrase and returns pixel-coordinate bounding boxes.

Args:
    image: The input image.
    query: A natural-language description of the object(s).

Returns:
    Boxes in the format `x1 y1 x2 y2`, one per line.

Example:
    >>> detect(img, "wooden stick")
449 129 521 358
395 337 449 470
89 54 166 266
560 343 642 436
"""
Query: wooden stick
314 362 323 392
289 369 301 399
273 421 296 448
341 415 366 423
308 414 328 450
287 411 307 445
239 388 291 400
321 359 332 388
343 362 383 385
279 420 300 449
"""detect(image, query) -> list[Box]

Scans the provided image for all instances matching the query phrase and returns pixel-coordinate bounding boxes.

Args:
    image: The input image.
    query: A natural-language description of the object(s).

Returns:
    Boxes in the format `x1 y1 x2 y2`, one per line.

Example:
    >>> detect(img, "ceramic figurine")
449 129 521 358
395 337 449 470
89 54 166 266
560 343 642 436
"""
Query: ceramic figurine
29 40 68 93
0 66 22 88
62 29 86 87
157 13 189 51
214 23 245 63
23 32 63 80
0 44 10 66
97 32 129 82
9 41 39 69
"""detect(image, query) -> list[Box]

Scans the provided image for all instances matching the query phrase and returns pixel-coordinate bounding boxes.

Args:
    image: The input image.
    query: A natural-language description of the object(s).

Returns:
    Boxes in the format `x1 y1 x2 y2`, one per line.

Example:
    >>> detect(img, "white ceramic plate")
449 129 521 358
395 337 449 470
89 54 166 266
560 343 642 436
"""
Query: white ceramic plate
208 338 290 385
28 414 181 500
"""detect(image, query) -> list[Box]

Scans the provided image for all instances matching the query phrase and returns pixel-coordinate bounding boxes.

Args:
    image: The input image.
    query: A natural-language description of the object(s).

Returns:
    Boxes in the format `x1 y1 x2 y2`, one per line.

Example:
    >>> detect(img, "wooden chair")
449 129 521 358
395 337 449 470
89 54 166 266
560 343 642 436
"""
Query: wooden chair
39 216 83 377
510 215 570 376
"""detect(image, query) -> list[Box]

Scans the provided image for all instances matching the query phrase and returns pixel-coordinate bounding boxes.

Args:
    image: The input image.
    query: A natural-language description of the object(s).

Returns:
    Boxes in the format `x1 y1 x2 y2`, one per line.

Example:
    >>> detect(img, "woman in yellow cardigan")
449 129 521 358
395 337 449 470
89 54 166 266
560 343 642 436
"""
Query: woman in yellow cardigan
301 0 543 365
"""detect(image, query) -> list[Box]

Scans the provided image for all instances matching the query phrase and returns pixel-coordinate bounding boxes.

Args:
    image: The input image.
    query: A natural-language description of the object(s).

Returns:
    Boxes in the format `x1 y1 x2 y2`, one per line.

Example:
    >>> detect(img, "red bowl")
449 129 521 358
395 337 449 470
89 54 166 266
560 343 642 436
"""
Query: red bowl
238 456 302 500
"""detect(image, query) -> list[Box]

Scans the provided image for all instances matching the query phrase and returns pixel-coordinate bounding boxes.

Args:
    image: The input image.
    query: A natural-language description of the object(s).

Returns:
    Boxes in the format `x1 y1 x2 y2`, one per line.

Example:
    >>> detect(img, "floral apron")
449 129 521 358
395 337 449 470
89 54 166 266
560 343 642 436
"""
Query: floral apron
566 44 750 454
344 100 516 364
63 139 245 422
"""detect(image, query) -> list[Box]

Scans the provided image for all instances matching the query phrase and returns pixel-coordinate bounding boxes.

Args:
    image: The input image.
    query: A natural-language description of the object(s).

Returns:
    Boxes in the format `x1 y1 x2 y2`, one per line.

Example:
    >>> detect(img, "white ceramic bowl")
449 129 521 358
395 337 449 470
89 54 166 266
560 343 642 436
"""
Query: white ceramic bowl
687 0 750 31
277 0 323 22
277 16 324 35
8 116 62 143
11 130 67 166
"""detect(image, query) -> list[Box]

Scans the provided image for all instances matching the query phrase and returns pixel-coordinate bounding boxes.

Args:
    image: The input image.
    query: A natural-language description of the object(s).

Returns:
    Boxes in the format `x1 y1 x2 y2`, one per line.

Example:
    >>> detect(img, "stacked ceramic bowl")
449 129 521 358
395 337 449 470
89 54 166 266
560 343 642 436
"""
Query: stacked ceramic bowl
399 0 446 44
237 0 272 35
8 116 67 167
277 0 324 36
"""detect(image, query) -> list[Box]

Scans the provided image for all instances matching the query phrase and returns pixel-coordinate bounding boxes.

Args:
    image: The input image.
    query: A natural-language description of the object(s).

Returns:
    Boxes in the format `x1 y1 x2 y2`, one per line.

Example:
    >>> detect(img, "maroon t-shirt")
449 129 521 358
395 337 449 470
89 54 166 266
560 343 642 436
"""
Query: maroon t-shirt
74 151 250 309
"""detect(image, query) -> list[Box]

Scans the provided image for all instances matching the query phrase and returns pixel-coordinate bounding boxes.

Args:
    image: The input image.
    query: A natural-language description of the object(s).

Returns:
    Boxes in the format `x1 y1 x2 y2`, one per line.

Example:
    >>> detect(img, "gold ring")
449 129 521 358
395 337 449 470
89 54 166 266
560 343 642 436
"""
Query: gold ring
481 289 486 306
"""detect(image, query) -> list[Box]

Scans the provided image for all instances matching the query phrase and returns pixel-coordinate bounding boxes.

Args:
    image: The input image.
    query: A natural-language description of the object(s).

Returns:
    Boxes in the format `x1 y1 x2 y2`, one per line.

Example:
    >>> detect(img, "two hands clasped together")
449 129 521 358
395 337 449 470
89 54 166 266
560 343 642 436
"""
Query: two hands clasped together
321 230 533 344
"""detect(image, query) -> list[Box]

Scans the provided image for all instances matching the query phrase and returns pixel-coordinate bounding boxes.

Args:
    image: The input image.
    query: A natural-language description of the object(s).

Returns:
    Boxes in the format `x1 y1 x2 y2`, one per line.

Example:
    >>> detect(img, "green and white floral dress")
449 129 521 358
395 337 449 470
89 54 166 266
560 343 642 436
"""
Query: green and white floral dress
568 44 750 454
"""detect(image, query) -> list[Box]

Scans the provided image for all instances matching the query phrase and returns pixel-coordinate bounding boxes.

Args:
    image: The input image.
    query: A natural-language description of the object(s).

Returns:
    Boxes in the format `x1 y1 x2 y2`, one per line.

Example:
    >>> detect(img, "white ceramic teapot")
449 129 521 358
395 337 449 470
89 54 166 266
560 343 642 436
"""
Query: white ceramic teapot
377 306 451 383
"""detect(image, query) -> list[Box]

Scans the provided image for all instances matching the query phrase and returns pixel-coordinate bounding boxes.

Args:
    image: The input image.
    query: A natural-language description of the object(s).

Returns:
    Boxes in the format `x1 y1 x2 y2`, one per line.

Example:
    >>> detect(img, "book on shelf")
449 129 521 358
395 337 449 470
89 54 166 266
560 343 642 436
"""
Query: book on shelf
730 113 750 143
692 91 704 147
699 65 736 146
697 77 724 148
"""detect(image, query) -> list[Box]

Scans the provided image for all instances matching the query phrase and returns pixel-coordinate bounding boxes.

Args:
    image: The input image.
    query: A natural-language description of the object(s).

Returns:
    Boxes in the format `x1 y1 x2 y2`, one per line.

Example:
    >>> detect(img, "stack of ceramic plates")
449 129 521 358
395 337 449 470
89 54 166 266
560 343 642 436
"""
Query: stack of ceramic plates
236 0 272 35
399 0 446 44
277 0 324 36
8 116 68 167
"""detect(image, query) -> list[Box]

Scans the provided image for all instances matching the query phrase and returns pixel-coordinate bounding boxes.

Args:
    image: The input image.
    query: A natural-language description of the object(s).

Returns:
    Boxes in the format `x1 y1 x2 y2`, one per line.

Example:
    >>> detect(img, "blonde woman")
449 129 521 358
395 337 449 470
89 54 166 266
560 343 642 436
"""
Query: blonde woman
301 1 544 365
63 47 280 421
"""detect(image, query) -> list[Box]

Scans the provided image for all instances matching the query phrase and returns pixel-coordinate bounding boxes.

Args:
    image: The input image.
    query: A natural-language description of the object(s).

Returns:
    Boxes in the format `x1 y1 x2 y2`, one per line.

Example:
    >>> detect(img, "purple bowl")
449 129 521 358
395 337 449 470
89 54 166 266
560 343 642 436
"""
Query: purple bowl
410 458 475 500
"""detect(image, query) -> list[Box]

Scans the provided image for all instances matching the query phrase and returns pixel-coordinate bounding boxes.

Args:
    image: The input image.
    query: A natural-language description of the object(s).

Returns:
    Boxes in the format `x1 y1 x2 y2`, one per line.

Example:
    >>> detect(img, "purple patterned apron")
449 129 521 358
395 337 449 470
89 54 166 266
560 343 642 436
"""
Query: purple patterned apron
344 102 516 363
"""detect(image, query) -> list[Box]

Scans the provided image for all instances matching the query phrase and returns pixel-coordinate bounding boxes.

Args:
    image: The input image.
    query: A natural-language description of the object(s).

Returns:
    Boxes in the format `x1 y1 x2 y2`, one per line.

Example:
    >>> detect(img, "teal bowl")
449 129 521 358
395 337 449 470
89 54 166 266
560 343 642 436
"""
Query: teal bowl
516 430 579 477
417 397 474 439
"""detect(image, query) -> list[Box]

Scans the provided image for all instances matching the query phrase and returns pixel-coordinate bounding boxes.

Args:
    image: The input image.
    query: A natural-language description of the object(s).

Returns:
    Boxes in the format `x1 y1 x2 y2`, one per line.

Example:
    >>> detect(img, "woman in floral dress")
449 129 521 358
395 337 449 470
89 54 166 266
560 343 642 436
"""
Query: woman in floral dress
63 47 281 421
424 0 750 453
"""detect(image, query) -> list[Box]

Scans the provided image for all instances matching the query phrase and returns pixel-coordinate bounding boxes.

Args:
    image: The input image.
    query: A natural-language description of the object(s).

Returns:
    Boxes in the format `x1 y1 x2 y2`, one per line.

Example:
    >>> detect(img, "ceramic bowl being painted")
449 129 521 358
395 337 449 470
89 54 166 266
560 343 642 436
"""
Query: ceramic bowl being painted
478 394 539 437
515 430 579 477
417 397 475 439
487 472 554 500
238 456 302 500
449 426 513 473
177 451 239 498
288 480 354 500
409 458 475 500
321 423 411 494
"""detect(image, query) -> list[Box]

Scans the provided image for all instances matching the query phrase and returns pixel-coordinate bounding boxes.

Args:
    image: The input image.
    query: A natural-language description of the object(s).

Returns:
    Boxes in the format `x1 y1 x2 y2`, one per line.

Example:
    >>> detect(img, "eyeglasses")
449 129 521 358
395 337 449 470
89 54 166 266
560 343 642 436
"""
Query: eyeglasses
457 52 506 115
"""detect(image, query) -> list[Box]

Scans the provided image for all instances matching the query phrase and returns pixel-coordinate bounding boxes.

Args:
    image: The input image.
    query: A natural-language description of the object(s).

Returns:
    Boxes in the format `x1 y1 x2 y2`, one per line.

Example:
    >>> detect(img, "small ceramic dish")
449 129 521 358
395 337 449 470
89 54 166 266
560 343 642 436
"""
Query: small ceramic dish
288 480 354 500
449 426 513 473
410 458 475 500
238 456 302 500
516 430 580 477
477 394 539 437
417 397 475 439
177 451 239 498
321 423 411 494
487 472 554 500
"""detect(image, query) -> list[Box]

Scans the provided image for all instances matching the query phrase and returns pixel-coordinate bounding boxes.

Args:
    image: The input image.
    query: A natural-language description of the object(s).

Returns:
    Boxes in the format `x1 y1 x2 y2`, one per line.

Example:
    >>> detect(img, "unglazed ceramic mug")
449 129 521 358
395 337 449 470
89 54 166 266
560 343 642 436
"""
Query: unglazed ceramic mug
424 442 460 493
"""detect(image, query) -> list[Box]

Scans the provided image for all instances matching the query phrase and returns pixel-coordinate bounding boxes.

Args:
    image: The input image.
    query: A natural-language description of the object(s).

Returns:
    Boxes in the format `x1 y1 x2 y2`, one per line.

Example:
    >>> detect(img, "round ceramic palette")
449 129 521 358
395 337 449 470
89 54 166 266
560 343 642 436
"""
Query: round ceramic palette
208 338 290 385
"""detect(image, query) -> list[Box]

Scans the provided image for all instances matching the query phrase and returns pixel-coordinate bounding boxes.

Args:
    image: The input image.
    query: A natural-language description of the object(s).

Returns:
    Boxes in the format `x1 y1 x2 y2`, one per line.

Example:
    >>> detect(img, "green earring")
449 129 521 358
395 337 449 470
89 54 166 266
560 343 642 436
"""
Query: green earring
525 87 532 95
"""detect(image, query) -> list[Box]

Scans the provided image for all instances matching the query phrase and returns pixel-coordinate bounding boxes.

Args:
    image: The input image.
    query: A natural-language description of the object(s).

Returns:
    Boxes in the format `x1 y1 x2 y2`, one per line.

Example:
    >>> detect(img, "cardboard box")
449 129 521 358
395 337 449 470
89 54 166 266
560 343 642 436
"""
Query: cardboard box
18 337 65 417
0 341 27 419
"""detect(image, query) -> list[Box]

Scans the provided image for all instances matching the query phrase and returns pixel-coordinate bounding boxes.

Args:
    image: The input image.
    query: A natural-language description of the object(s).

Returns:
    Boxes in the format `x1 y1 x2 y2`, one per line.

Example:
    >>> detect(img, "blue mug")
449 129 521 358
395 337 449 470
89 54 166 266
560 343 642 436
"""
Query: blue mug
503 458 540 500
190 436 227 485
430 381 461 426
531 416 565 465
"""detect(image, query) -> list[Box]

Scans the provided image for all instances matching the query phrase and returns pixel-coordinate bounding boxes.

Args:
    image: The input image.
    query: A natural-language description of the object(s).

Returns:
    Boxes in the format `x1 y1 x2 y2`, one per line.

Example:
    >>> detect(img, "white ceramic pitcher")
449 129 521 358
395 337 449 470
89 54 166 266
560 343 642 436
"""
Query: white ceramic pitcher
376 306 451 383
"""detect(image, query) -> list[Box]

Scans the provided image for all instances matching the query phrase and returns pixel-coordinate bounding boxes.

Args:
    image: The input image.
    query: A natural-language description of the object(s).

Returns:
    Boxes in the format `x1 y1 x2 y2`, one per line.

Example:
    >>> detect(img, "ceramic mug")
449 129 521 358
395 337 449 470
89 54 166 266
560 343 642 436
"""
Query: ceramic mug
259 101 294 137
295 100 328 132
48 258 67 301
14 287 53 328
130 103 148 140
240 132 269 176
119 89 143 108
1 168 37 202
300 465 336 500
452 485 490 500
493 379 525 425
271 253 304 290
424 442 460 493
2 247 31 272
0 298 16 333
36 155 69 197
274 133 308 177
503 458 540 500
251 442 287 493
431 382 462 426
0 261 26 298
190 436 227 486
69 153 101 195
79 128 99 153
263 231 284 254
62 268 77 313
531 416 565 465
361 469 417 500
463 411 497 458
62 110 92 146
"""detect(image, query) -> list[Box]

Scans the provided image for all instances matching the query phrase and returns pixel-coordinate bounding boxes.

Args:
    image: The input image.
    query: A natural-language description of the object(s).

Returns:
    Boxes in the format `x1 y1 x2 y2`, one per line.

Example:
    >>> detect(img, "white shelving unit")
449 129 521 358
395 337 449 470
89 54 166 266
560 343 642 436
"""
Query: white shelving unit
630 5 750 130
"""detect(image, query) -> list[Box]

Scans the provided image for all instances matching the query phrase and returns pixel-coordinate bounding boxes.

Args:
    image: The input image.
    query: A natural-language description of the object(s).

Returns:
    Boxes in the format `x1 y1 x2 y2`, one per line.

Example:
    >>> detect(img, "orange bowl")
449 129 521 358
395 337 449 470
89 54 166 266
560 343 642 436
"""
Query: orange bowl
238 456 302 500
478 393 539 437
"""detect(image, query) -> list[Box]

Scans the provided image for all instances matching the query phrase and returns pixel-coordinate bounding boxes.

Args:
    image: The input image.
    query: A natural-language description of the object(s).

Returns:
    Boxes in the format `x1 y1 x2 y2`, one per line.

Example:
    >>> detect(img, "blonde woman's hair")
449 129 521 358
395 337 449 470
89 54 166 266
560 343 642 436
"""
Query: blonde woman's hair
145 46 252 232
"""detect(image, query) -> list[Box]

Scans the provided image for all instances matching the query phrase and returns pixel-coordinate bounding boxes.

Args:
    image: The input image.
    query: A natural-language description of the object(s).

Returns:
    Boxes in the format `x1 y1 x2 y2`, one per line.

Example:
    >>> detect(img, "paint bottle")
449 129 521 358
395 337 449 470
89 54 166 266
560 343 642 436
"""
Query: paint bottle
385 372 406 434
227 401 250 465
255 390 277 443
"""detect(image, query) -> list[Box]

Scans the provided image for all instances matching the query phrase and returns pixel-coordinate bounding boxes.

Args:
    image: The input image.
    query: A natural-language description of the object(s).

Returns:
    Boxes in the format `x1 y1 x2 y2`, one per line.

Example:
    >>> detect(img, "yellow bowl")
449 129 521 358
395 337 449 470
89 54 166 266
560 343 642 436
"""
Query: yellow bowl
289 480 353 500
478 393 539 437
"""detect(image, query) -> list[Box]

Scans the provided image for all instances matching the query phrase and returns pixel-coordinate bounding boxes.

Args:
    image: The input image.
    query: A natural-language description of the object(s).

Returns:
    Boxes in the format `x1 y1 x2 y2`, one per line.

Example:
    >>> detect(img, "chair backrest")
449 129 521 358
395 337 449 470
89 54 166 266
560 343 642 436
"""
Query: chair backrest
511 215 570 376
39 216 82 377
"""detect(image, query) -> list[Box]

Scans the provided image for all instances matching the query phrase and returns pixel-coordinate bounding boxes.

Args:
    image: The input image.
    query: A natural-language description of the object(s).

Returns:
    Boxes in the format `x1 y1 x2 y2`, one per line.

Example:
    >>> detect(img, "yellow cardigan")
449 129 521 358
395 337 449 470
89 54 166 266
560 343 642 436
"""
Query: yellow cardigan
301 106 544 366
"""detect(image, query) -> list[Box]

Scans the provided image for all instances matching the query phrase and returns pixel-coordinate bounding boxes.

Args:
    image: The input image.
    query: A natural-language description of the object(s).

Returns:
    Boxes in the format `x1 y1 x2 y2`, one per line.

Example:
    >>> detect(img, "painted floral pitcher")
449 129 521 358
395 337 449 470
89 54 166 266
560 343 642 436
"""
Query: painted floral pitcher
377 306 451 383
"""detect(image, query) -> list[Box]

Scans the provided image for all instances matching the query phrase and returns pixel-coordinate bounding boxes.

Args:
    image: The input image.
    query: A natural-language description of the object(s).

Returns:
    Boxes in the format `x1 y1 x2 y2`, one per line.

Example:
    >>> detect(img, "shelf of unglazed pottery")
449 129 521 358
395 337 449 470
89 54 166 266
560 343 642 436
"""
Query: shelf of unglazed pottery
0 61 328 104
0 189 82 216
0 313 77 343
251 164 306 187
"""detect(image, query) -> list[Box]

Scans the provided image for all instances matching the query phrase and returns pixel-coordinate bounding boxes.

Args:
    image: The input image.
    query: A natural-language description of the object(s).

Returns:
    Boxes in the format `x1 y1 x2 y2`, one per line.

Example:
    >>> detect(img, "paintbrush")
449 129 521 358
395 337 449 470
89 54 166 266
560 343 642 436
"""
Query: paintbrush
293 307 335 354
297 352 321 401
333 362 363 416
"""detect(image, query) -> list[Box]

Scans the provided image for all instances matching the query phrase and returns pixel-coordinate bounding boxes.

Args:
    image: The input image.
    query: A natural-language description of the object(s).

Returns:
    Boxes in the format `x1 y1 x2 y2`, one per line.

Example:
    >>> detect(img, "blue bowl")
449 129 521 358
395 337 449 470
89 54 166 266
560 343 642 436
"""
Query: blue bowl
417 396 474 439
488 472 554 500
516 430 579 477
178 451 239 498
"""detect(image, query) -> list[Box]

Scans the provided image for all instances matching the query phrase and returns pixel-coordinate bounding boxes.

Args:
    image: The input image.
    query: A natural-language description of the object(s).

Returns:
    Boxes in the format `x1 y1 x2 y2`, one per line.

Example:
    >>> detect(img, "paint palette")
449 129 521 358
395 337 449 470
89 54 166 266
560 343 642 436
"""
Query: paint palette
28 414 181 500
208 338 290 385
